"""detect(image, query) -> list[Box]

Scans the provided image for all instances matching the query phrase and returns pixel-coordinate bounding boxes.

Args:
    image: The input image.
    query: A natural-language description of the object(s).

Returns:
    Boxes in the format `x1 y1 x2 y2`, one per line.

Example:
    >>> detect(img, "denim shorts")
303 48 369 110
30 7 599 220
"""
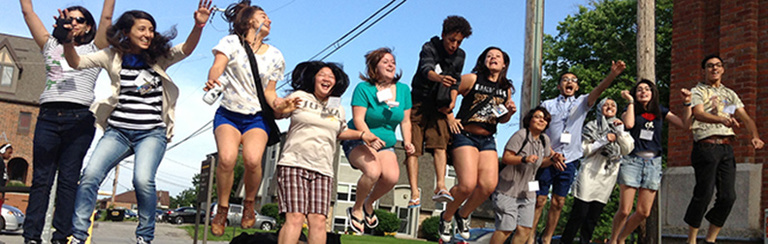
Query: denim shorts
617 154 662 190
536 160 580 197
341 139 394 169
451 132 496 151
213 107 270 135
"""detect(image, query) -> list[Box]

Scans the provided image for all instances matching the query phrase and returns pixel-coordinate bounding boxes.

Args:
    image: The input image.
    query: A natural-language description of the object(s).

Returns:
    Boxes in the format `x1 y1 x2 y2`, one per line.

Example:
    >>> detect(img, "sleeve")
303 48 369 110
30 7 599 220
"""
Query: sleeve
42 38 58 54
690 86 705 107
728 89 744 109
416 42 439 79
212 36 237 60
617 131 635 156
160 43 190 69
661 106 670 118
451 51 466 90
338 106 348 136
285 91 301 117
267 48 285 82
76 49 110 69
543 135 552 158
350 83 369 107
504 130 525 154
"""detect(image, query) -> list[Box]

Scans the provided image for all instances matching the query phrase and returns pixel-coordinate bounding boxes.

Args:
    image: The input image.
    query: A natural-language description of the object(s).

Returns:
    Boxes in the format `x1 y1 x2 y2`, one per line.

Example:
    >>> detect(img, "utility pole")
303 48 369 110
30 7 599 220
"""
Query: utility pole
637 0 658 243
521 0 545 126
110 164 120 208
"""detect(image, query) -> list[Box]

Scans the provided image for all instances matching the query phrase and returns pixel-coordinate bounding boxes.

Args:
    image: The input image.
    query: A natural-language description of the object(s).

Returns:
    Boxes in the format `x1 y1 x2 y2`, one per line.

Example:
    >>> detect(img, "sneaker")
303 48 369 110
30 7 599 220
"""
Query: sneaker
24 240 41 244
137 236 151 244
438 212 453 242
454 211 470 239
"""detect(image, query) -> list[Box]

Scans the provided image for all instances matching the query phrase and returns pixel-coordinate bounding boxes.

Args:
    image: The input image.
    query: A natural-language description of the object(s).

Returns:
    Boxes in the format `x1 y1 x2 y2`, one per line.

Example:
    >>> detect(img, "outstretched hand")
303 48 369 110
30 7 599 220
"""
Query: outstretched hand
752 138 765 150
620 90 633 102
611 60 627 75
681 88 692 104
194 0 214 25
274 97 301 115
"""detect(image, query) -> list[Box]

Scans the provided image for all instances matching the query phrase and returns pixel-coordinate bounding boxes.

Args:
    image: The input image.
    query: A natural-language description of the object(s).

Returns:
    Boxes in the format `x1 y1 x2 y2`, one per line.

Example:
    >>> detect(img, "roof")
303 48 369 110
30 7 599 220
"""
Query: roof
99 190 171 207
0 33 46 105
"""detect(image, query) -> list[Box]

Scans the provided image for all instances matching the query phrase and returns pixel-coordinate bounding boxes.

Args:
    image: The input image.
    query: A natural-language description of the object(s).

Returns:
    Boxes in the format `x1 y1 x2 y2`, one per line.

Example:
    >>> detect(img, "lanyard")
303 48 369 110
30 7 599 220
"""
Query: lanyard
557 96 576 133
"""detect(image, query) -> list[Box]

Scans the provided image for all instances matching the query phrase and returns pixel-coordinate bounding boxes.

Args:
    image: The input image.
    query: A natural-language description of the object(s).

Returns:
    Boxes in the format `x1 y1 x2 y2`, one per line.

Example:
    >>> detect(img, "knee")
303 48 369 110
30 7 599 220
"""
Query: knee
362 167 382 181
550 198 565 211
242 157 263 172
284 213 305 226
454 182 477 196
615 208 631 219
635 208 651 219
217 158 237 173
132 177 156 192
536 197 548 209
476 181 497 197
307 215 327 229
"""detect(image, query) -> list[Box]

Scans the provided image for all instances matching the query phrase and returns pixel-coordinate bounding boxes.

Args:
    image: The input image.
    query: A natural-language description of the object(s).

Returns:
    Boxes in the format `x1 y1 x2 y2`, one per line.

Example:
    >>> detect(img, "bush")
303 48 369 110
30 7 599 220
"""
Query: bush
372 209 399 235
421 216 440 241
260 203 284 227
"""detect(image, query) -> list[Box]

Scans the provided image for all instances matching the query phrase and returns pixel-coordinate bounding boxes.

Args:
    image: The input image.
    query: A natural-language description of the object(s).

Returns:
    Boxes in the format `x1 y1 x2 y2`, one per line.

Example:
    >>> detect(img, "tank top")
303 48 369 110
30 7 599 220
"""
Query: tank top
456 75 510 134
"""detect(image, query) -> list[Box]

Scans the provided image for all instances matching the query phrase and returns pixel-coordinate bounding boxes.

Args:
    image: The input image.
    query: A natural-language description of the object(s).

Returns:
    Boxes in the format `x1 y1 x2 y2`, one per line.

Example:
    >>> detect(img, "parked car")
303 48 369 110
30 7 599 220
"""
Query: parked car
155 209 165 222
165 207 205 225
124 209 138 219
210 203 276 230
1 204 25 232
442 228 498 244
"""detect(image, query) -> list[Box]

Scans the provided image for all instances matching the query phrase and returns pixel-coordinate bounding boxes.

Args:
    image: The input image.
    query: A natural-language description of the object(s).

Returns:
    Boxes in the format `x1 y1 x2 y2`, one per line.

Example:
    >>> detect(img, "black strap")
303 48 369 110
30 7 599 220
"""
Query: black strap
501 129 546 171
241 38 281 146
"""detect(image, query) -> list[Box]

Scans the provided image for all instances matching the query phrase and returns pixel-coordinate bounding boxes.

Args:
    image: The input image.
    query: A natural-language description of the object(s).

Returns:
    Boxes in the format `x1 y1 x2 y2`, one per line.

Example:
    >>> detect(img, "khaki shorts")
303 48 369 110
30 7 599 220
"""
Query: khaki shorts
410 102 451 156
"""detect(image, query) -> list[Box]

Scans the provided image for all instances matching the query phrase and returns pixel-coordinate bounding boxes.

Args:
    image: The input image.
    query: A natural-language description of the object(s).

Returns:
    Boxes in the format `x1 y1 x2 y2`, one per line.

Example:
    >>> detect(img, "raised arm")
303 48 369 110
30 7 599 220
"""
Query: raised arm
620 90 635 129
19 0 50 49
93 0 115 49
181 0 212 55
588 60 626 107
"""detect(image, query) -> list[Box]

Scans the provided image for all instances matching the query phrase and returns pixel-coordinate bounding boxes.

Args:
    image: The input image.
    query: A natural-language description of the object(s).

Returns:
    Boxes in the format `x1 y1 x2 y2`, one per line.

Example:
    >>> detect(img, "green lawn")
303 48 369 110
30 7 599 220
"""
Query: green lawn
179 226 435 243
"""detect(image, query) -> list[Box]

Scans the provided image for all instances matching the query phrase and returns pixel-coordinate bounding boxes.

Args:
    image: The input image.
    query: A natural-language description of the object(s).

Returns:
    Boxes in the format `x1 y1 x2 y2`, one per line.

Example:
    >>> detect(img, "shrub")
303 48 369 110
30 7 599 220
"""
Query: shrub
260 203 284 226
421 216 440 241
373 209 399 235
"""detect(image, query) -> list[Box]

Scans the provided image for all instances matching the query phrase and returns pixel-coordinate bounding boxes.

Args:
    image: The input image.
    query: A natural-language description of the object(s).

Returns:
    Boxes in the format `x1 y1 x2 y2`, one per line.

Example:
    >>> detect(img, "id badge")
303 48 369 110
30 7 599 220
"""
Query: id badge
723 105 736 115
560 132 572 144
386 100 400 108
640 129 654 141
136 71 156 95
326 96 341 109
528 181 540 192
492 104 508 117
435 64 443 74
376 89 393 103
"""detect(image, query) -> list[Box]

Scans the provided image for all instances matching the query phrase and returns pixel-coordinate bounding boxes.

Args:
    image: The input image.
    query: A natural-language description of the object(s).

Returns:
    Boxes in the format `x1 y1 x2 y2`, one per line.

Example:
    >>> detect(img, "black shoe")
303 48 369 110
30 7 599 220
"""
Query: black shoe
24 239 41 244
439 212 453 242
454 211 470 239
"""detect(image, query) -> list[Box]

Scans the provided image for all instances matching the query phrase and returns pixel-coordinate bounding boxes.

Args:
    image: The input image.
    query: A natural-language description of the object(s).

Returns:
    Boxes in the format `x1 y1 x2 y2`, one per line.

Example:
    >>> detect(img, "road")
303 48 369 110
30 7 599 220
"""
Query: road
0 221 230 244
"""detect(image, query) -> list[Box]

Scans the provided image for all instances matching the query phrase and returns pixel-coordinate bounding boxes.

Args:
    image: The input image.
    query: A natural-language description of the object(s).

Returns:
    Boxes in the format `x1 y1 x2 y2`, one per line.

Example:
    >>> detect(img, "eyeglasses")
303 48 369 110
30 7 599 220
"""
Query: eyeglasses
705 63 723 69
561 77 578 83
69 17 87 24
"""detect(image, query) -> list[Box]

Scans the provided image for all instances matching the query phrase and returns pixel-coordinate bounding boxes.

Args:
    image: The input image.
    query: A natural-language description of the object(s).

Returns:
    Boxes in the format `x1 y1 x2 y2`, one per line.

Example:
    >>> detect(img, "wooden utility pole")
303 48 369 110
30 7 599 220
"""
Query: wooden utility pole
637 0 658 243
521 0 545 126
110 164 120 208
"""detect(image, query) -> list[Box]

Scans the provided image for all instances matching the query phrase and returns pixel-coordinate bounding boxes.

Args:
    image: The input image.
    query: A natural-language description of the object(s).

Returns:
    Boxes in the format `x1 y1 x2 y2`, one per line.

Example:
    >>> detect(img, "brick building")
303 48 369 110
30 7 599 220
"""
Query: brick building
662 0 768 240
98 190 171 210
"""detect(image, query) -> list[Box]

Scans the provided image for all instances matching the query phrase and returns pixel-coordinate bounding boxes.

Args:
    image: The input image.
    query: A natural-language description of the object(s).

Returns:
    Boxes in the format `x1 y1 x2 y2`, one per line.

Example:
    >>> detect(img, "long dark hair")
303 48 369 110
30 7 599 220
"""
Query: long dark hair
291 61 349 97
523 106 551 130
472 46 514 94
66 6 97 45
224 0 264 37
359 47 402 85
106 10 177 65
631 79 661 117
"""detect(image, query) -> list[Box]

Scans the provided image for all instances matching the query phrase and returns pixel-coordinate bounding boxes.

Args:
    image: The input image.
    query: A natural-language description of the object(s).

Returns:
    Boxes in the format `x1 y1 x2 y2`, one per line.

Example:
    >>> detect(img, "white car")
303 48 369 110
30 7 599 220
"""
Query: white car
1 204 25 232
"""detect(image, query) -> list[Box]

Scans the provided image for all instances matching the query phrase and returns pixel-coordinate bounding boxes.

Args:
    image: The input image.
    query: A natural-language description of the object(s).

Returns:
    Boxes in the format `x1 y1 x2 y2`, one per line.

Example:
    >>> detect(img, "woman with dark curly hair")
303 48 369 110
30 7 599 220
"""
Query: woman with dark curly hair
60 1 213 243
275 61 383 244
202 0 286 236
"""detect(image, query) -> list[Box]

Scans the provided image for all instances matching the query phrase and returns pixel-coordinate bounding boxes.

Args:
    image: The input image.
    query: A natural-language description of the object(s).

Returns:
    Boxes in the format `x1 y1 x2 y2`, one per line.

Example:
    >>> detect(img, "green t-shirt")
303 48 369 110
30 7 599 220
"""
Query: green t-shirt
347 81 412 147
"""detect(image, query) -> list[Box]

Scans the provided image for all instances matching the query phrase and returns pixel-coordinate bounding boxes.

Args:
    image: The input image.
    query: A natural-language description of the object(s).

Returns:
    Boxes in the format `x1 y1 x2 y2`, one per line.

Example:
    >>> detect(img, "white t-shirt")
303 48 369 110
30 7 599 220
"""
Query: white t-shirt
277 91 347 177
212 35 285 115
39 38 101 105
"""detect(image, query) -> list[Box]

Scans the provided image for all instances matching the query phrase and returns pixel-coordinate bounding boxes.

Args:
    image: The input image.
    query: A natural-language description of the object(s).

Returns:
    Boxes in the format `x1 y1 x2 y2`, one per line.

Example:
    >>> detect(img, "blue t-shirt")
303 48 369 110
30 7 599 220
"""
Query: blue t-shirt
628 106 669 155
347 82 412 147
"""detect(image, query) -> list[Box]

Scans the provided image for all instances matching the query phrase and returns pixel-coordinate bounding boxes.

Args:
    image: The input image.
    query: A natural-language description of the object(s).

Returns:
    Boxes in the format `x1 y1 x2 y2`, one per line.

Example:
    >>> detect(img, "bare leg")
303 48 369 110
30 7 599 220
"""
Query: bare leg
617 188 656 242
307 213 327 244
405 155 421 206
608 185 637 244
491 230 513 244
347 145 381 221
433 148 448 194
278 212 305 244
456 150 498 218
705 224 721 243
514 226 533 244
529 195 549 244
241 128 269 201
213 125 243 208
687 226 699 244
363 151 400 211
442 146 480 222
540 194 566 244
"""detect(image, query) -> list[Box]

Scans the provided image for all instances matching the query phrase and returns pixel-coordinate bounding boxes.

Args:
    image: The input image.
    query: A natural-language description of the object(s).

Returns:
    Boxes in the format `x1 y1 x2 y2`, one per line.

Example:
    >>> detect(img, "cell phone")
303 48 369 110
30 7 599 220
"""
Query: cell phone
52 17 73 44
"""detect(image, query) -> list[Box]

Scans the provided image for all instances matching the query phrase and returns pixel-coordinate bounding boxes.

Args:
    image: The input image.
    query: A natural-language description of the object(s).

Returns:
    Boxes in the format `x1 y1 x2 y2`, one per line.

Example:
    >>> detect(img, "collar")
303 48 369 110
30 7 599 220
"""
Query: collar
557 94 576 103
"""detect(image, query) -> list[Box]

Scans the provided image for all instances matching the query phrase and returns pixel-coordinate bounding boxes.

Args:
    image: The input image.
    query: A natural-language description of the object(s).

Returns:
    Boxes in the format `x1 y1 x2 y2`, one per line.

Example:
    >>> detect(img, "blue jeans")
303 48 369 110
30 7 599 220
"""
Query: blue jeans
23 107 95 242
72 126 167 241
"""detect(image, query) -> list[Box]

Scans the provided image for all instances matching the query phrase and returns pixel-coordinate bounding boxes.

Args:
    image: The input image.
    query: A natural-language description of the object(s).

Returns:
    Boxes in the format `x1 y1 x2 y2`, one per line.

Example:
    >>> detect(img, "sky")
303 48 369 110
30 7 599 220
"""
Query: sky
1 0 591 198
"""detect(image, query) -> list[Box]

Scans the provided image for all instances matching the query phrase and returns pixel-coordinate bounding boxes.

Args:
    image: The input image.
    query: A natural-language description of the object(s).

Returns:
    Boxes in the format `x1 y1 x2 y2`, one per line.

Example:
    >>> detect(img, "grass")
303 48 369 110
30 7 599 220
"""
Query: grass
179 225 435 243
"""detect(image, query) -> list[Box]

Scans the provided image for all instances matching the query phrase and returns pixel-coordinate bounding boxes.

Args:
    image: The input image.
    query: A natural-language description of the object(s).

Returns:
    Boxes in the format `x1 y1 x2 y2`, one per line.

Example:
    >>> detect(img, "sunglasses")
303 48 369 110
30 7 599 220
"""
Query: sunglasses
69 17 87 24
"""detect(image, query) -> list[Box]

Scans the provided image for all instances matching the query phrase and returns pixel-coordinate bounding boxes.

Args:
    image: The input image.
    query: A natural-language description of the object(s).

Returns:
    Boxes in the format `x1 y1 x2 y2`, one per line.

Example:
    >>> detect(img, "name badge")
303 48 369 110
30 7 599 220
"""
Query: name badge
136 70 157 95
327 96 341 109
492 104 508 117
435 63 443 74
640 129 654 141
723 105 736 115
386 100 400 108
528 181 540 192
560 132 572 144
376 89 393 103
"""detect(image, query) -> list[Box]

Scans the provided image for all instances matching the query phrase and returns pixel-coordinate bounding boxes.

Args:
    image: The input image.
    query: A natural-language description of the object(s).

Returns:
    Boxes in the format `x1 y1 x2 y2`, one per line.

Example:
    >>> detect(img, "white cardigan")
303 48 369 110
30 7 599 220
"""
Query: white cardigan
570 130 634 203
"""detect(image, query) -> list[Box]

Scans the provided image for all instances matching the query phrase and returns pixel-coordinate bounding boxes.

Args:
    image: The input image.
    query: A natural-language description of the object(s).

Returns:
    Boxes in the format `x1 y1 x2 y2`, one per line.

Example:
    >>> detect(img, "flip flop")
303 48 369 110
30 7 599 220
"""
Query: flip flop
363 204 379 228
432 189 455 203
407 198 421 209
346 207 364 234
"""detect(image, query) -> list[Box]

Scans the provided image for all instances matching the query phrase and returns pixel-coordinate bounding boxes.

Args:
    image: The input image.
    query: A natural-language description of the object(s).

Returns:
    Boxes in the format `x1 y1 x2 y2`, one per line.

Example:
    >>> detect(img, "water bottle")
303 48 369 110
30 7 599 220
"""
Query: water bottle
203 83 224 105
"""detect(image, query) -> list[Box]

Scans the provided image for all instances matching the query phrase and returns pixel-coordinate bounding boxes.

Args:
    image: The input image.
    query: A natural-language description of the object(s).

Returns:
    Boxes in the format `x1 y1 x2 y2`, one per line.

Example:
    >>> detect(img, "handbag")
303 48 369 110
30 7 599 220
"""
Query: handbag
241 39 281 146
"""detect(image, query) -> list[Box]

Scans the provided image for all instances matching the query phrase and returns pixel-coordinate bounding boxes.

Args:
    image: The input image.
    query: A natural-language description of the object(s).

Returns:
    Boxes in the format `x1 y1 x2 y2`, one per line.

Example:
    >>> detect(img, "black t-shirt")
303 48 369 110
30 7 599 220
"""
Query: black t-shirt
456 75 510 134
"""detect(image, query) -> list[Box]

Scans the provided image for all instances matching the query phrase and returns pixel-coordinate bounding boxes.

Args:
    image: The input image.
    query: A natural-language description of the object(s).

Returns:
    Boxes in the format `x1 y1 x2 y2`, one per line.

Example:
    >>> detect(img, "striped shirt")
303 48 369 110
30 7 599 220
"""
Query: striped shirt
107 67 165 130
39 38 101 105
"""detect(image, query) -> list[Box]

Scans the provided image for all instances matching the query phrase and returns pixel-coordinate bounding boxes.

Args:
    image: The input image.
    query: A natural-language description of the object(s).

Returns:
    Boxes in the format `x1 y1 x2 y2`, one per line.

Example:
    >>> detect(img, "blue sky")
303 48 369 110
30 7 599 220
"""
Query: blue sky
2 0 590 197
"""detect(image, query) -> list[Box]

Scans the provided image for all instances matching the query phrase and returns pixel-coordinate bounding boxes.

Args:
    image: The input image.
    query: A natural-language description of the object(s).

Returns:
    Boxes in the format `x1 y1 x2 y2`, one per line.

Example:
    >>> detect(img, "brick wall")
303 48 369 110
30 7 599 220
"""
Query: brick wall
0 101 38 185
670 0 768 222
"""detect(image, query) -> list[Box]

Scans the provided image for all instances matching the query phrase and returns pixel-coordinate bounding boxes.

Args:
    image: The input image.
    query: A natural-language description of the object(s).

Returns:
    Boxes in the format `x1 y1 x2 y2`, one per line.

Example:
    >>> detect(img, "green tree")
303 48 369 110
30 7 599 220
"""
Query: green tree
169 153 247 208
538 0 672 242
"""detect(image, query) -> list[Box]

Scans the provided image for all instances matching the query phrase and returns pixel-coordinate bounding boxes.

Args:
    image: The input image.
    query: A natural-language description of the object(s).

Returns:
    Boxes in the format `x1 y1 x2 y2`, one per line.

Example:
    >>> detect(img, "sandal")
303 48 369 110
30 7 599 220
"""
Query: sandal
363 204 378 228
408 198 421 209
346 207 364 234
210 204 228 236
241 200 256 229
432 189 454 203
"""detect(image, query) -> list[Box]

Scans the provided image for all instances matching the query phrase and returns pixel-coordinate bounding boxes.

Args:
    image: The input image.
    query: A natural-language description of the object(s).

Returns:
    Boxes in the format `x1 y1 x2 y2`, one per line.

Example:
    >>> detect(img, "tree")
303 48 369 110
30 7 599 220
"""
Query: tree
538 0 672 242
169 153 247 208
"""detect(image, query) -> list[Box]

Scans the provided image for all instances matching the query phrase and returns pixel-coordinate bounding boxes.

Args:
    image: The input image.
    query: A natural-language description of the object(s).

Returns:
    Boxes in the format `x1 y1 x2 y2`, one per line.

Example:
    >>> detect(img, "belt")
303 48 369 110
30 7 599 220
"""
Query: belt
698 136 732 145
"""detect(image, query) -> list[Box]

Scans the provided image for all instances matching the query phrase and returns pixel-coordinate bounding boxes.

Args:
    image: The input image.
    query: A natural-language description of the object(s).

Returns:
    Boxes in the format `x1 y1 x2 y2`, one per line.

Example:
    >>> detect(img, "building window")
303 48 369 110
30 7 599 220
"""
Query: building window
336 183 357 202
333 217 347 233
0 65 12 87
18 111 32 135
446 165 456 179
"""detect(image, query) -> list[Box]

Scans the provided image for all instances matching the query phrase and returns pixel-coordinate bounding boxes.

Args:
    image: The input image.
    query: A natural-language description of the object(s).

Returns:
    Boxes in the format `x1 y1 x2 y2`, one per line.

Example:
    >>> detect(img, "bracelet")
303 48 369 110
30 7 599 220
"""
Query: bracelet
684 102 692 106
360 131 365 140
197 23 206 28
521 156 527 163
